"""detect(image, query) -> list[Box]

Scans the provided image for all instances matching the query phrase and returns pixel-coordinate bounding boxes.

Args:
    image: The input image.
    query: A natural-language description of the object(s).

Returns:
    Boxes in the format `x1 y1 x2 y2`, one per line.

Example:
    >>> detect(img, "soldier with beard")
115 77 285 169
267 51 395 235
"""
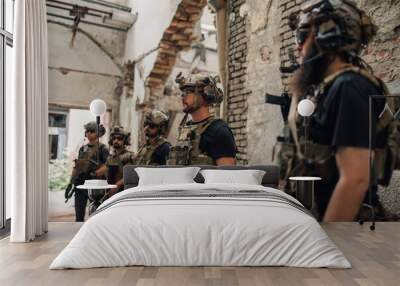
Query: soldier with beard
133 110 171 166
96 126 133 197
169 73 237 166
277 0 387 221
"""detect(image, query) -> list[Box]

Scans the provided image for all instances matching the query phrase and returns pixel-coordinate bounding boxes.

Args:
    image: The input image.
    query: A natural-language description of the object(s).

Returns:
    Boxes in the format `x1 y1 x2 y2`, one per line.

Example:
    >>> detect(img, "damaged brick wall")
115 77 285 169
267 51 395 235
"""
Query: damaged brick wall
226 0 250 165
226 0 400 165
279 0 304 91
225 0 304 164
245 0 298 164
278 0 400 92
225 0 400 215
358 0 400 93
145 0 208 106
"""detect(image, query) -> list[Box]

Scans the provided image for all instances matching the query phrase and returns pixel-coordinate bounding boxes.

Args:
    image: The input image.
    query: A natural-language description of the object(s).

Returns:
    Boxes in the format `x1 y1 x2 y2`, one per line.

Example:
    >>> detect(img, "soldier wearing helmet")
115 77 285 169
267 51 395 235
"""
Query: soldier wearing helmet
132 110 171 166
96 126 134 197
67 121 109 222
169 72 236 166
277 0 386 221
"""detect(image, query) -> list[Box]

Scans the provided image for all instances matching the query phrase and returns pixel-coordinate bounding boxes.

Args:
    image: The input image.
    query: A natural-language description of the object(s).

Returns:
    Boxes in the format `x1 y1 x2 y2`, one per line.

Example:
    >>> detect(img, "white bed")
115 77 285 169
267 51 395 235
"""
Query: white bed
50 183 351 269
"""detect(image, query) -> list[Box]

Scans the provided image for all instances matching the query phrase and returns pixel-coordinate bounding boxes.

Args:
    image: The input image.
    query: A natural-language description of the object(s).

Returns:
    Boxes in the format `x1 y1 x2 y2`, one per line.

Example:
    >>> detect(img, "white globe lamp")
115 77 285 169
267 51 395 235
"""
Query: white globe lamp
89 99 107 166
297 99 315 160
297 99 315 117
90 99 107 117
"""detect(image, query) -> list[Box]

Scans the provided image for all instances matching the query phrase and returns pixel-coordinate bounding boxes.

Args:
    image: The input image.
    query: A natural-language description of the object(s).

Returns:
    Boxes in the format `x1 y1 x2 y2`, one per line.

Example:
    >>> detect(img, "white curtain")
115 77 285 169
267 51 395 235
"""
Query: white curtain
9 0 48 242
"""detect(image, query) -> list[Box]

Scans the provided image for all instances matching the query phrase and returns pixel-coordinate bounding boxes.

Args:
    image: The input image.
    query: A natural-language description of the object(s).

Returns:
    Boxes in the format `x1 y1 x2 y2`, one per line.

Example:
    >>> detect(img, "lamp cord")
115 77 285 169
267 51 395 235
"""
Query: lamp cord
96 115 100 172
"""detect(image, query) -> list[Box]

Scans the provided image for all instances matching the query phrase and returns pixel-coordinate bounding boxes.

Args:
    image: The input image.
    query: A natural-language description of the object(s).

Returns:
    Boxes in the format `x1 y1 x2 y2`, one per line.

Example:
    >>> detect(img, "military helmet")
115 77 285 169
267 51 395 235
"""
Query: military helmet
290 0 377 54
144 110 169 135
109 126 130 145
145 110 169 126
175 72 223 104
84 121 106 137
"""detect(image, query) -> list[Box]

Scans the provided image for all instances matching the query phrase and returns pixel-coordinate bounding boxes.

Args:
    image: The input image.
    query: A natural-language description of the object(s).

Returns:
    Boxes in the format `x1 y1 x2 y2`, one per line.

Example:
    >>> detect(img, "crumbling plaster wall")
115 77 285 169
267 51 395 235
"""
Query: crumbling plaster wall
357 0 400 93
225 0 301 165
120 0 219 150
154 8 220 146
47 2 127 112
244 0 284 164
226 0 251 164
120 0 181 151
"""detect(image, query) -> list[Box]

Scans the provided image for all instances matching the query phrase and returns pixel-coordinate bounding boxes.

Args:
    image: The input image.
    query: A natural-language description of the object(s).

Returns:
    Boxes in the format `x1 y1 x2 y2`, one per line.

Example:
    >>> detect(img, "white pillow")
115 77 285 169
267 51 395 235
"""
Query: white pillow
200 169 266 185
135 167 201 186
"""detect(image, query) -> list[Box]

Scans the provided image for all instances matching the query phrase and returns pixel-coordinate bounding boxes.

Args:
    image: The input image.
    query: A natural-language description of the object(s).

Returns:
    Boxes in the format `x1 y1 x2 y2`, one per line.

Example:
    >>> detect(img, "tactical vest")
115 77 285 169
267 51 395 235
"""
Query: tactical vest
133 137 169 165
274 66 400 190
168 115 217 166
73 143 107 185
107 148 134 184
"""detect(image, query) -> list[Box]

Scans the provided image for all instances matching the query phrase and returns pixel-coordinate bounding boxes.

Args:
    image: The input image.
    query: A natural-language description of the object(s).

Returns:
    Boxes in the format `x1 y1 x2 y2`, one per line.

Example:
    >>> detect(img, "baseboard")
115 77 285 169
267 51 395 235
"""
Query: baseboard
0 218 11 239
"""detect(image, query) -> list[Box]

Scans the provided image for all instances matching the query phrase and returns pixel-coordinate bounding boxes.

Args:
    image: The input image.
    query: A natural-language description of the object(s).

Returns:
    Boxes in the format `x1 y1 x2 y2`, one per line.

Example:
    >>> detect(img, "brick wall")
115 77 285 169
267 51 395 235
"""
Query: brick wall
244 0 285 165
225 0 304 164
279 0 304 91
145 0 208 106
358 0 400 93
278 0 400 93
225 0 400 165
226 0 250 165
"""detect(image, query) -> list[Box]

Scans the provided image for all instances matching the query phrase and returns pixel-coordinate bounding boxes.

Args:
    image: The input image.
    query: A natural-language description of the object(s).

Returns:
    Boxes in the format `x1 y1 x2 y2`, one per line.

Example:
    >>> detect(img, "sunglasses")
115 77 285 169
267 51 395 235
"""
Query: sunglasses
113 136 124 141
181 88 196 98
296 27 311 46
144 121 157 129
86 129 96 133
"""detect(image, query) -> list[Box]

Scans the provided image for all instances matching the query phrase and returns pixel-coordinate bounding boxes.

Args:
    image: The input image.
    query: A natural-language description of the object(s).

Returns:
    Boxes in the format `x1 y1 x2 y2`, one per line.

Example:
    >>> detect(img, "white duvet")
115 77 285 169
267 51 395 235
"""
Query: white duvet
50 183 351 269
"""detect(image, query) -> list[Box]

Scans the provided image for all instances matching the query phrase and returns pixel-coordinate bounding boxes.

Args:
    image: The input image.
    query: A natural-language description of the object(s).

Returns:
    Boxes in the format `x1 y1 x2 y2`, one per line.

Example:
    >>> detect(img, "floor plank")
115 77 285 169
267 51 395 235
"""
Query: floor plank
0 222 399 286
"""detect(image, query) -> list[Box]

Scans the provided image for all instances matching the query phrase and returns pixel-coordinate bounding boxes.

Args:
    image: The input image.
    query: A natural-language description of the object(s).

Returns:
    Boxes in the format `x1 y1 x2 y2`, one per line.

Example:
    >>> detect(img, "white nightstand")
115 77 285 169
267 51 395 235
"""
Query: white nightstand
77 181 117 215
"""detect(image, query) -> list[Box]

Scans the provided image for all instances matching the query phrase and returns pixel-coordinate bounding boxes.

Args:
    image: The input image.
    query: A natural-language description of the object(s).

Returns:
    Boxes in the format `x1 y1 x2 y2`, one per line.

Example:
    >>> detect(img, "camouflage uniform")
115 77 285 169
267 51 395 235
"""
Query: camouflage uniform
106 148 134 190
133 137 170 165
168 73 230 166
106 126 134 191
133 110 171 165
168 115 217 165
71 121 108 222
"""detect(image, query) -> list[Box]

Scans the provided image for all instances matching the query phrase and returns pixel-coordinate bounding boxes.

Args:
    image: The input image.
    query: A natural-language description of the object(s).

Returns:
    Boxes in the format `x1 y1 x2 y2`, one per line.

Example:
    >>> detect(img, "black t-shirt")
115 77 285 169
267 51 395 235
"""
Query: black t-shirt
152 142 171 165
310 71 385 149
309 71 385 216
196 118 237 160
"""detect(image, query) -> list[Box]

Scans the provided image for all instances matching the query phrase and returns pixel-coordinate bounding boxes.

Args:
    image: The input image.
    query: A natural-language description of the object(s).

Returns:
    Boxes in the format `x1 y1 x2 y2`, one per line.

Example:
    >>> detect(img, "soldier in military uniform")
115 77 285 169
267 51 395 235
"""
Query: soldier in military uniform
69 122 109 222
96 126 134 198
133 110 171 165
169 73 236 166
276 0 387 221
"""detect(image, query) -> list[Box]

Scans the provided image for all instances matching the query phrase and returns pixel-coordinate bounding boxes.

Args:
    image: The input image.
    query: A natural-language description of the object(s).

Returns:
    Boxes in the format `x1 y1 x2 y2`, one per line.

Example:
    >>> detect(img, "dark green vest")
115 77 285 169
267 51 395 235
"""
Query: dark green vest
133 137 169 165
168 116 217 166
106 148 134 184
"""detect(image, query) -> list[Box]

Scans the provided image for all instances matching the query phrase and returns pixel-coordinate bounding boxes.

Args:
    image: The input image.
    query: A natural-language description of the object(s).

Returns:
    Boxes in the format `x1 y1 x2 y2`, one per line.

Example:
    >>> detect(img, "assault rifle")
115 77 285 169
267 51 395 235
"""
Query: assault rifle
265 92 291 123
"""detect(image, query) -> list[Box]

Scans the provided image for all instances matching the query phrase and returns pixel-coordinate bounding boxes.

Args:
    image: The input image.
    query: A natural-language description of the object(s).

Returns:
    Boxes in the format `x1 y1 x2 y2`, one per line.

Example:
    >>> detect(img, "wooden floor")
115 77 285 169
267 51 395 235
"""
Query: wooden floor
0 222 399 286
